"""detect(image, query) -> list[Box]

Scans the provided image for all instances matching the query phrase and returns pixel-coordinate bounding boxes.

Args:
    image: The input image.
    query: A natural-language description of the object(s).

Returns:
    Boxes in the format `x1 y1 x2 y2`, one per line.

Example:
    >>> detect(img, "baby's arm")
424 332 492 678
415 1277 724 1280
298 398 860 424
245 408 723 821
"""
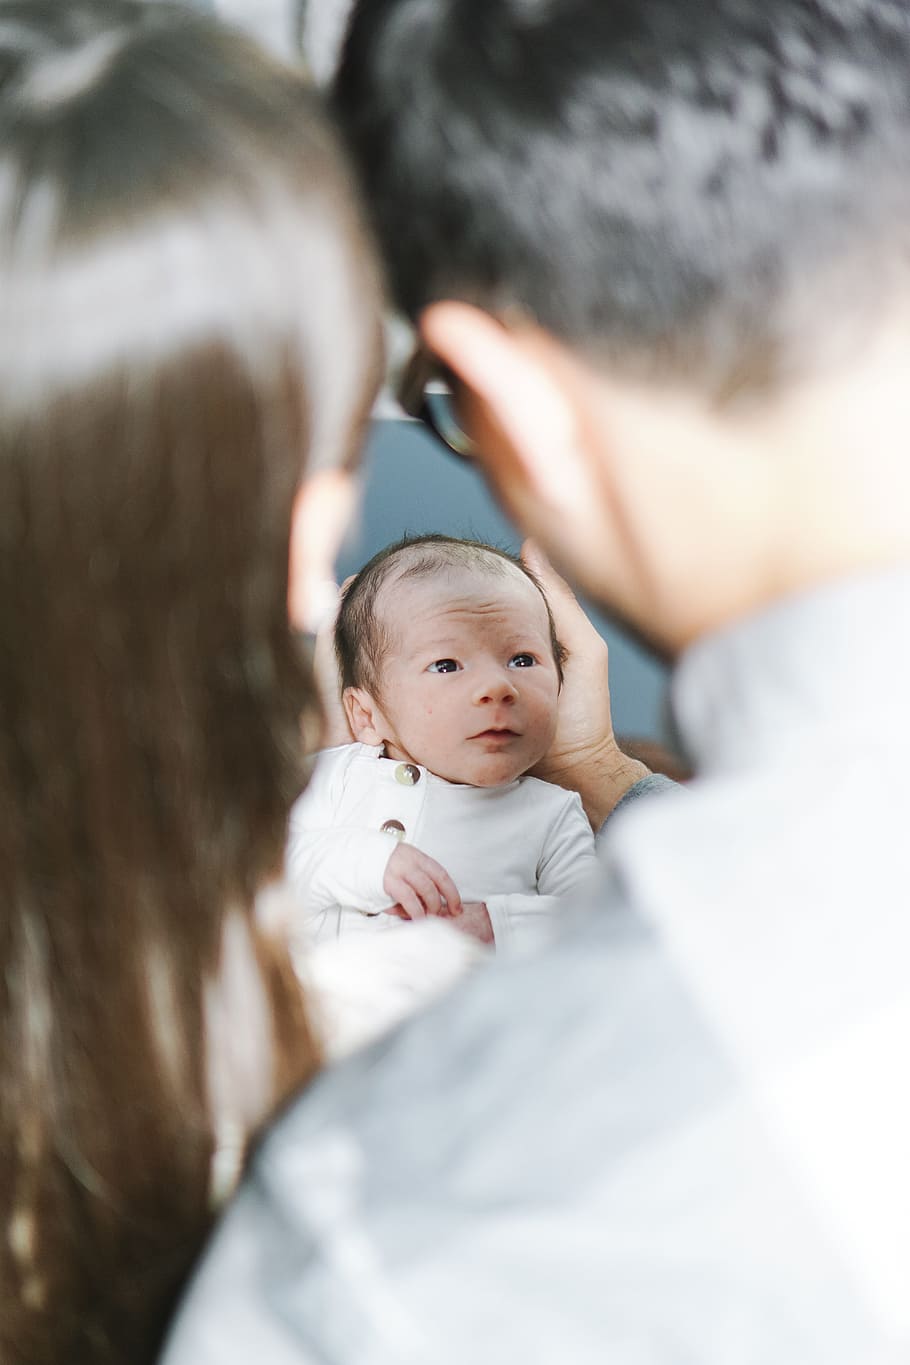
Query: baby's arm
287 747 398 934
484 792 599 948
288 750 465 939
288 825 464 940
536 792 601 895
287 821 400 925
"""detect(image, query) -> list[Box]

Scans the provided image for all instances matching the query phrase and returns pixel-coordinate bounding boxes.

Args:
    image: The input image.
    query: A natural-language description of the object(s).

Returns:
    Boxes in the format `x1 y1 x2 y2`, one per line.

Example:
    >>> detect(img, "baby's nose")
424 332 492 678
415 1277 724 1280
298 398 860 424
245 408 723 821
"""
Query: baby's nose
473 667 518 704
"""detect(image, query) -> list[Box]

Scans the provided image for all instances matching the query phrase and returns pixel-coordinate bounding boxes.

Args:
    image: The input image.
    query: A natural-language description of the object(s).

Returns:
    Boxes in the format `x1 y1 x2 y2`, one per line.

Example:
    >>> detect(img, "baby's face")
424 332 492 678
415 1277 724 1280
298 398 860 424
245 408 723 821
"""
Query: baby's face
371 565 560 787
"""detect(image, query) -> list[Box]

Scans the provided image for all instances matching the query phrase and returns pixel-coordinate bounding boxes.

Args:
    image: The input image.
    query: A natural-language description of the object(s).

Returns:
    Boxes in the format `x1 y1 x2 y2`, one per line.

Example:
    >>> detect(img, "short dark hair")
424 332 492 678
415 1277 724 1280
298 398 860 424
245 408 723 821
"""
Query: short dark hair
335 0 910 400
336 533 566 696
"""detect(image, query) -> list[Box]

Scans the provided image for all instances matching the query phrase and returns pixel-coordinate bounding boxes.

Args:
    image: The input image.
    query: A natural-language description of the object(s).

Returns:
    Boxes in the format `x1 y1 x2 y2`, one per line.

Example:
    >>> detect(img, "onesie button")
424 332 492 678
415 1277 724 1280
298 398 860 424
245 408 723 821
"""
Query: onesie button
380 819 406 840
394 763 421 786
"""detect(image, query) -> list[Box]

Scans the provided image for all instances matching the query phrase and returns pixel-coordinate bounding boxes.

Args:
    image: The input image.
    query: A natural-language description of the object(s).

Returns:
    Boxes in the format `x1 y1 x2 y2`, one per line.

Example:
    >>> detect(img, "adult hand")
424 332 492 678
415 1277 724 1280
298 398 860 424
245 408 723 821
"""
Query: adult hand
383 842 463 921
521 539 650 828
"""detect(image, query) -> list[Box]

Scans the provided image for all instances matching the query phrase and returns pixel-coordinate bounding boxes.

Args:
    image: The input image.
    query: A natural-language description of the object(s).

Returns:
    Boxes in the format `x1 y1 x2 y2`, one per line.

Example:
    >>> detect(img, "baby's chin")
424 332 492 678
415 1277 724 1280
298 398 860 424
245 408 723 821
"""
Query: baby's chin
436 750 546 789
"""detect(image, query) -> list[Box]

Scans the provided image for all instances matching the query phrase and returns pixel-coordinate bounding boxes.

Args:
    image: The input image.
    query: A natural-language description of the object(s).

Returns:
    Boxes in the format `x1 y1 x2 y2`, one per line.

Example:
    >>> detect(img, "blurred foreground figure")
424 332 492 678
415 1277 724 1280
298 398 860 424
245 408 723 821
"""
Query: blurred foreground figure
0 2 382 1360
164 1 910 1362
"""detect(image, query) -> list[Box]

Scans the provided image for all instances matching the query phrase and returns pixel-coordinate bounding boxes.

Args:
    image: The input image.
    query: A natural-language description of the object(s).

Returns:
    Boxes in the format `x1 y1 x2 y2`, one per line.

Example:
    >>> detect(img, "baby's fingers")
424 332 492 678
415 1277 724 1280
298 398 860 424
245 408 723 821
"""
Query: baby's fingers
433 865 462 916
384 844 464 920
406 867 450 917
384 875 427 920
405 857 462 917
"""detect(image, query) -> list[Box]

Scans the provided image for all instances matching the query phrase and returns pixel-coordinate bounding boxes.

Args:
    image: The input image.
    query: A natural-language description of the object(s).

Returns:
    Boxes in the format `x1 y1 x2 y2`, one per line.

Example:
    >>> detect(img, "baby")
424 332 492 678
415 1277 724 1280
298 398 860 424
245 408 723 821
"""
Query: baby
287 535 599 953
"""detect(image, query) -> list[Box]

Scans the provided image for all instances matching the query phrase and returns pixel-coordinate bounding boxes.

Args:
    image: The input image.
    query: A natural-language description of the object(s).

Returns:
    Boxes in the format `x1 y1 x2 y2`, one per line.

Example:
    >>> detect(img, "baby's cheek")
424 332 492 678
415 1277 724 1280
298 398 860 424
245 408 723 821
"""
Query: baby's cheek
539 703 559 747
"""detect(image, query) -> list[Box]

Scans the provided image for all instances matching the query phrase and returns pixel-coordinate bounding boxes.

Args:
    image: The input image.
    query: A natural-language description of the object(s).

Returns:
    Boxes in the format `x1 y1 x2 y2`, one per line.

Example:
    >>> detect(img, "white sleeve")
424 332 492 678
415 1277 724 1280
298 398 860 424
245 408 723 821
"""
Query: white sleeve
484 892 564 948
536 792 600 895
485 793 598 948
286 748 397 920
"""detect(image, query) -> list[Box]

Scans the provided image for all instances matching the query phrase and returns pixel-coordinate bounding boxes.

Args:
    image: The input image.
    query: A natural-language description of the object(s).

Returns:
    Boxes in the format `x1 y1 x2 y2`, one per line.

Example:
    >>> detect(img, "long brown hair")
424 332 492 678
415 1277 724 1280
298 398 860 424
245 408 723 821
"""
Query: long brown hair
0 3 382 1361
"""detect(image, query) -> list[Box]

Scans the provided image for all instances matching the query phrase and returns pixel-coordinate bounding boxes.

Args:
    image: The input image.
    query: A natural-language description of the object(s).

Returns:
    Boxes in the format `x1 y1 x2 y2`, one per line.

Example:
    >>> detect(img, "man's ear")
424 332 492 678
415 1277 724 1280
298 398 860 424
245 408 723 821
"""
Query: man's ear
419 302 597 522
288 468 358 632
343 686 386 746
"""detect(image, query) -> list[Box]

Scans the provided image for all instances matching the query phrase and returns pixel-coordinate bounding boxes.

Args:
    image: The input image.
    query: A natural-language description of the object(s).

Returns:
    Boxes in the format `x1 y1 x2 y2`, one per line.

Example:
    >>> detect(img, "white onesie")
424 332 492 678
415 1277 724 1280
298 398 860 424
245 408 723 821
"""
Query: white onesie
287 742 599 948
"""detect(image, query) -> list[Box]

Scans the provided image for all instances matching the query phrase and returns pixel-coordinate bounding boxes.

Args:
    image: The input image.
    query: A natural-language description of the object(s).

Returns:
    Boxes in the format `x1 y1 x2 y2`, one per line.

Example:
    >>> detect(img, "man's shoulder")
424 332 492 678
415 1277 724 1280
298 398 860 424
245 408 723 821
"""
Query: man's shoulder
258 891 730 1185
164 879 888 1365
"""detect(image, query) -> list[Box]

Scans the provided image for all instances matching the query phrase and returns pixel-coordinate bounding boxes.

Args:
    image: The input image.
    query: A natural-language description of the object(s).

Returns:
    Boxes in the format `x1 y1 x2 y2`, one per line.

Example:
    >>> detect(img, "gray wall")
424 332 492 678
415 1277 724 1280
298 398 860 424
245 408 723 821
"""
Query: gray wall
336 420 670 742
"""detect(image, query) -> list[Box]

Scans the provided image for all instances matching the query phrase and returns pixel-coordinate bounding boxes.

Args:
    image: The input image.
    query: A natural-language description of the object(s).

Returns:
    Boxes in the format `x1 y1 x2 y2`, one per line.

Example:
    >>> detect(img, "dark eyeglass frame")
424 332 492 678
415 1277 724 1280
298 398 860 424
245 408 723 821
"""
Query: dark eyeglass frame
396 347 479 463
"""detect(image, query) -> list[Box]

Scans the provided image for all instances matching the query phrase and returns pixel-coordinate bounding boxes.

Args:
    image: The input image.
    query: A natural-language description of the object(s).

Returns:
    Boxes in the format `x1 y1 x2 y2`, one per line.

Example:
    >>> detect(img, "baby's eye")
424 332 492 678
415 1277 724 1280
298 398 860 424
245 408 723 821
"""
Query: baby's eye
508 653 537 669
427 658 461 674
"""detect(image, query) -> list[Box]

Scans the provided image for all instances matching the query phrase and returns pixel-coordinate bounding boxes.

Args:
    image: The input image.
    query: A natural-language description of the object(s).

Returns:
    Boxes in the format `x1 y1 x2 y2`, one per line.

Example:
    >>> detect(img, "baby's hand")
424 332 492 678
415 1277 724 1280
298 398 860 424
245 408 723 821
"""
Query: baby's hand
449 902 495 945
383 843 462 921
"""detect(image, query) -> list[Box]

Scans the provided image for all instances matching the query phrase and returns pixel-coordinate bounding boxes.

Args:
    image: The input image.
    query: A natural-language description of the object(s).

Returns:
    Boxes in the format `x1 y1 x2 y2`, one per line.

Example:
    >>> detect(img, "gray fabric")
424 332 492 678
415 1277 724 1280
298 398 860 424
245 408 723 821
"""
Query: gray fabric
609 770 677 820
162 569 910 1364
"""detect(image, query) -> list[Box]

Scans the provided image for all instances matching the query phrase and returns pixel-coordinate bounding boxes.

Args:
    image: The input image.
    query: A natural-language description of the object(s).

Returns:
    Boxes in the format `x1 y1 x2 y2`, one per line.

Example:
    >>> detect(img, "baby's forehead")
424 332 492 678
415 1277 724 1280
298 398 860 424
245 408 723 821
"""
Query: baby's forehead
379 552 540 618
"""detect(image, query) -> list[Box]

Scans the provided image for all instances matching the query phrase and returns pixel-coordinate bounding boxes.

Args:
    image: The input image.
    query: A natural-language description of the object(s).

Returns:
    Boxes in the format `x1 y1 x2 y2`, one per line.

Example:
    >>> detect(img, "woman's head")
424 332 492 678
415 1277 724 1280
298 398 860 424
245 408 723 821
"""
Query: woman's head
0 2 382 1360
0 0 383 890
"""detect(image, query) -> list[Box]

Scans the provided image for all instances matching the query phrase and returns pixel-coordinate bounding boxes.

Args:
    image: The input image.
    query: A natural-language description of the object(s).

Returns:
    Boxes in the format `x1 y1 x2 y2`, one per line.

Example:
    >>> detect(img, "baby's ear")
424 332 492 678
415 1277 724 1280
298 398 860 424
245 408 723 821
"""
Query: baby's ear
343 687 385 746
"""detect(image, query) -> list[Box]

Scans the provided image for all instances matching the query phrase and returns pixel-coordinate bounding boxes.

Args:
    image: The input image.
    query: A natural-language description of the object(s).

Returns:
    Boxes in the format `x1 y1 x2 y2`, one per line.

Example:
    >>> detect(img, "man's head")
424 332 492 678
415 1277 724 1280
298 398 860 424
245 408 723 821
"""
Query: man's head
337 535 565 785
335 0 910 653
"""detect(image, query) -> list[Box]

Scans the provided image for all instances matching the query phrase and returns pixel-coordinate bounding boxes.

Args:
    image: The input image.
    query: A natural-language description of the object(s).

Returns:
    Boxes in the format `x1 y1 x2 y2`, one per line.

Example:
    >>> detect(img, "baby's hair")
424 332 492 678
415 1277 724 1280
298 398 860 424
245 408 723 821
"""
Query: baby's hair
336 533 567 698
